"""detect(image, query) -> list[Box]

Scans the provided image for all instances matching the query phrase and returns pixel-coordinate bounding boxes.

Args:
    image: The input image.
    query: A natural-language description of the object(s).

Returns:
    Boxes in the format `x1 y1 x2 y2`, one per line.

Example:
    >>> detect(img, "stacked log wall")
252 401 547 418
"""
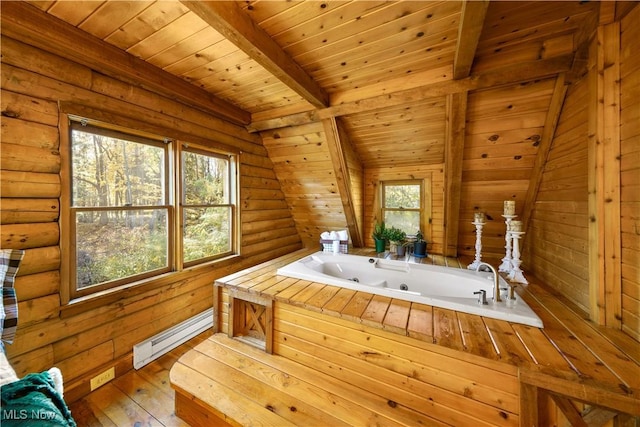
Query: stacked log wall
0 35 301 401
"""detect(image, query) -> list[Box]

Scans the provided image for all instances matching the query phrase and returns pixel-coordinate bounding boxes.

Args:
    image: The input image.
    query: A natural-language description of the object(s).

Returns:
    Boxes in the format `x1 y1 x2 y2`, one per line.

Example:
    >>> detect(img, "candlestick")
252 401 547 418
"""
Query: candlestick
499 214 516 273
508 231 528 284
467 219 485 270
504 200 516 216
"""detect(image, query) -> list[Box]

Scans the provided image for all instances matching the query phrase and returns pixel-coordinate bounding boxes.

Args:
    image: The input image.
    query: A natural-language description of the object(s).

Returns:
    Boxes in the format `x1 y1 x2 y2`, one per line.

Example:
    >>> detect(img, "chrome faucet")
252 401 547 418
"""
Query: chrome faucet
475 262 502 303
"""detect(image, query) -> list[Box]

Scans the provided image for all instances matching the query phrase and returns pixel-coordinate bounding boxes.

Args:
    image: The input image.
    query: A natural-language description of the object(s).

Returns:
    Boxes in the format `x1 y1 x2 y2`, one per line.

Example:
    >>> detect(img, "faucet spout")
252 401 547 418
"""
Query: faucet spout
475 262 502 303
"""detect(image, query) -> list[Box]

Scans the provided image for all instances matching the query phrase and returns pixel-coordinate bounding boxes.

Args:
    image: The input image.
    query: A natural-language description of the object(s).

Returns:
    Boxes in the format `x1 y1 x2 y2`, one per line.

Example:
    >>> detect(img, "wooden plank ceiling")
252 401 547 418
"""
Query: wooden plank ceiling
23 0 600 252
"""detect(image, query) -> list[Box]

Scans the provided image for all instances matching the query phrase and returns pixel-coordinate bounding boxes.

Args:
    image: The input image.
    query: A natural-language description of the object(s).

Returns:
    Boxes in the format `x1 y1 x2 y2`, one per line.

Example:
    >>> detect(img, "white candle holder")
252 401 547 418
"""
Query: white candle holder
507 231 528 284
467 220 485 270
499 214 516 273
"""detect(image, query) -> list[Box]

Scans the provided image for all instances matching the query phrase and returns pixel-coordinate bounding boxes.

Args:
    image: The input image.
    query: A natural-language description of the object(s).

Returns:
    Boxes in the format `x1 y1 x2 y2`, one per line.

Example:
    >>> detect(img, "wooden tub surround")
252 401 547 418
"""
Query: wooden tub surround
170 249 639 426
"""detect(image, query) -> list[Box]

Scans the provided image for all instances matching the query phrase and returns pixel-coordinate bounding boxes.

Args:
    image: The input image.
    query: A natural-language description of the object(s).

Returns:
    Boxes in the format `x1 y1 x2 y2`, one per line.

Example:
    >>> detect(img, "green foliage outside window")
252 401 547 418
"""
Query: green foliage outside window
382 182 421 235
70 123 235 294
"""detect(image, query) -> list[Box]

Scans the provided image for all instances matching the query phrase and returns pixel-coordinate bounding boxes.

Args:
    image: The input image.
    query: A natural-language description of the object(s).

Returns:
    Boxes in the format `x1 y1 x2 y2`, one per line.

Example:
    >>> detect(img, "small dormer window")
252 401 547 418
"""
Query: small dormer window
380 180 423 237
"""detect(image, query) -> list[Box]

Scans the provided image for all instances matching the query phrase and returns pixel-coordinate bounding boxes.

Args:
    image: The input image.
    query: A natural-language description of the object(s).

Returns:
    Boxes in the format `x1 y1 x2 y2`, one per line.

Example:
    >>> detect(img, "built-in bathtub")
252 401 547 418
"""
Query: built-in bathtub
277 252 543 328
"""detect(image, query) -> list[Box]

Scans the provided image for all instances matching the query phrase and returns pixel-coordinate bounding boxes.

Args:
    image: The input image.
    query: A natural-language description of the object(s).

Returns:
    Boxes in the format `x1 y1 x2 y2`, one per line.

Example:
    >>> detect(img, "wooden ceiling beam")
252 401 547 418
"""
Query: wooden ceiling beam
248 55 573 132
182 1 329 109
453 0 490 79
0 1 250 126
322 117 364 247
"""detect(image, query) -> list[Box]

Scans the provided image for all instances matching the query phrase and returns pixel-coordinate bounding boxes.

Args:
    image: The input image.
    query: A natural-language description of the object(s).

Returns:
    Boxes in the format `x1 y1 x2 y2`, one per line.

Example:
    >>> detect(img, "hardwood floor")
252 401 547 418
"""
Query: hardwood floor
68 330 213 427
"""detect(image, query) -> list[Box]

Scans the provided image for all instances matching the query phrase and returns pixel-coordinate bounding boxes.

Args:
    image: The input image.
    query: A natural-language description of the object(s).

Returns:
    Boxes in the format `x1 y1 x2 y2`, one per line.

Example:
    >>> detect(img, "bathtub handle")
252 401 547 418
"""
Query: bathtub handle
473 290 488 305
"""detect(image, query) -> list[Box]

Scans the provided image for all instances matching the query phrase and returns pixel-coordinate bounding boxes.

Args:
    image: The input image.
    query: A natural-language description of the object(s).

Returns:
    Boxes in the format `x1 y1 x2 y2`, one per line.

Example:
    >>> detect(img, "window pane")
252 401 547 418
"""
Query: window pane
183 151 228 205
71 129 165 207
384 184 420 209
384 211 420 235
76 209 168 288
183 207 231 262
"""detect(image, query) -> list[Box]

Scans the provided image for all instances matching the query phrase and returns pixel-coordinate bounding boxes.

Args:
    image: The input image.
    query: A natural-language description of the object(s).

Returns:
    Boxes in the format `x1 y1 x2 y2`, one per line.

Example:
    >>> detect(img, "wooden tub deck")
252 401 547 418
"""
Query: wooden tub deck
171 248 639 426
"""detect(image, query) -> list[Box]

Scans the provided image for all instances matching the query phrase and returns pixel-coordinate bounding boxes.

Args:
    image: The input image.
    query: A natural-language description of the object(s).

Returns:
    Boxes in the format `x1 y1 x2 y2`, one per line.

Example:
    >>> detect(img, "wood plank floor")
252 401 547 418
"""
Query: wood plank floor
68 330 213 427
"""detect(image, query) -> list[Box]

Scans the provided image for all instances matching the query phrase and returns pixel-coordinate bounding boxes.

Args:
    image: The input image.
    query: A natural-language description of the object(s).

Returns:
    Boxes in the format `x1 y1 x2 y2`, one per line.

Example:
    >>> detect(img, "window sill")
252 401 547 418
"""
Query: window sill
59 254 242 319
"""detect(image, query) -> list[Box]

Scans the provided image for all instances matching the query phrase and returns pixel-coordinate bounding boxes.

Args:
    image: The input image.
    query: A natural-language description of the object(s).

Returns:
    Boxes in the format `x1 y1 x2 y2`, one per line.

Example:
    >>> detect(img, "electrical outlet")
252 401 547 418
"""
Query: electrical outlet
90 367 115 391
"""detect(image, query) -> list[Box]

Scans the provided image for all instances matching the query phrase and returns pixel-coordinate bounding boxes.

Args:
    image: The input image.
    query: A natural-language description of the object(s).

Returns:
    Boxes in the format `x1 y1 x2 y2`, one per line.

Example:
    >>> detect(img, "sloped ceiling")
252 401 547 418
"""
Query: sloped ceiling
11 0 604 254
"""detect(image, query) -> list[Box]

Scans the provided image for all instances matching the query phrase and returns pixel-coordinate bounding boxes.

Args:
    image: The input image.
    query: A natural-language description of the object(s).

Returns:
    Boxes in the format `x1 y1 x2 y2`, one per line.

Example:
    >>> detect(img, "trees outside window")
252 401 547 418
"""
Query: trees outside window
181 149 235 265
68 120 236 299
381 181 422 236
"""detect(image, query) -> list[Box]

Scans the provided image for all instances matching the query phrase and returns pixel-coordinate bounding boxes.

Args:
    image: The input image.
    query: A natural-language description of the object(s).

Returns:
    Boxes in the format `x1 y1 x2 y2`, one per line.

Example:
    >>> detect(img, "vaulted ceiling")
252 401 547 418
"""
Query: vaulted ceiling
8 0 616 254
19 1 596 159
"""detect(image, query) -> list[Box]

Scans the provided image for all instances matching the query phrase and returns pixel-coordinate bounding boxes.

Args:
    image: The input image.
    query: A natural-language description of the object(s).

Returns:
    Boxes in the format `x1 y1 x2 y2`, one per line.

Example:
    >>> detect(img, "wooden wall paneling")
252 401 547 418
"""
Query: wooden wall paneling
444 92 467 257
364 165 440 253
460 78 554 258
619 3 640 342
587 21 622 327
274 303 520 426
521 74 569 239
261 122 347 247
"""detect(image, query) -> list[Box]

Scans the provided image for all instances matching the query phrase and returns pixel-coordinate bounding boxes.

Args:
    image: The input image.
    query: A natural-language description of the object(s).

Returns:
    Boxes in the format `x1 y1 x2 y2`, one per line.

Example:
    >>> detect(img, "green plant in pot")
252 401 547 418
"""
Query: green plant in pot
372 221 387 253
386 226 407 256
413 229 427 259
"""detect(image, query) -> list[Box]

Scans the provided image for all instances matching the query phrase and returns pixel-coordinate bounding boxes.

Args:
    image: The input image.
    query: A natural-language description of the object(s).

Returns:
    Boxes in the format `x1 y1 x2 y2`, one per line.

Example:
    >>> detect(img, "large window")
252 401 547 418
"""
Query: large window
381 180 423 236
67 119 236 300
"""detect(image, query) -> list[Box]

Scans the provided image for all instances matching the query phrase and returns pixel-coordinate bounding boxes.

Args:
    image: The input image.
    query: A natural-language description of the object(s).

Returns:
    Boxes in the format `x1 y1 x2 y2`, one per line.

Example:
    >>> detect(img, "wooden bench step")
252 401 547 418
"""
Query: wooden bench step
170 333 447 426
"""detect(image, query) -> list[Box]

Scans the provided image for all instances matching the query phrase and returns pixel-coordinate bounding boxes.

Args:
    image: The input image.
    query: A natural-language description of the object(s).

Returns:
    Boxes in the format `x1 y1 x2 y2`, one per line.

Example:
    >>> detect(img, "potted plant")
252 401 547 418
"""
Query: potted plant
386 226 407 256
372 221 387 253
413 229 427 259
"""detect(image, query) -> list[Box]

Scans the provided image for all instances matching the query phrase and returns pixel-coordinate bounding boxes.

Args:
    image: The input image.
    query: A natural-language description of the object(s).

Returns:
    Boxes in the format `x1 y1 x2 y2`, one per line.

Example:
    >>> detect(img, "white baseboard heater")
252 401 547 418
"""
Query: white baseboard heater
133 308 213 369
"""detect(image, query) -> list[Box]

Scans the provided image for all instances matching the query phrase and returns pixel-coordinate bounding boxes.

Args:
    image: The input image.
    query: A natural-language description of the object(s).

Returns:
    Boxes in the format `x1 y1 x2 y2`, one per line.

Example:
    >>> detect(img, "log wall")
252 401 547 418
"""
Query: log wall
619 5 640 341
0 34 301 401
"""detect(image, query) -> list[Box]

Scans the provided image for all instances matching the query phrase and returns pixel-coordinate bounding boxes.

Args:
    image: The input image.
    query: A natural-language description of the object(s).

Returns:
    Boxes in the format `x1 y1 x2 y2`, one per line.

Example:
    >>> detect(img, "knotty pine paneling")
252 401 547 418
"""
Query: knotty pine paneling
459 78 555 259
473 1 598 74
274 303 520 427
525 75 590 313
364 164 443 254
620 5 640 342
261 122 349 247
0 34 300 400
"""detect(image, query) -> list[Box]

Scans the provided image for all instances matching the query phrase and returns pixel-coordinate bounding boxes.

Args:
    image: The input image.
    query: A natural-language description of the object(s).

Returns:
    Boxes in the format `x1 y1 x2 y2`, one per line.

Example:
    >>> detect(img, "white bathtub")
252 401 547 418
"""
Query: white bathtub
277 252 543 328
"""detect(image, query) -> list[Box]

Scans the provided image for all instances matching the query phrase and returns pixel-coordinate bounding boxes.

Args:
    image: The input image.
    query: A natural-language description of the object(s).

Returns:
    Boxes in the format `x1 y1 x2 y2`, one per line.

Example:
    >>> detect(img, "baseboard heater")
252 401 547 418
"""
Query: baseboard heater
133 308 213 369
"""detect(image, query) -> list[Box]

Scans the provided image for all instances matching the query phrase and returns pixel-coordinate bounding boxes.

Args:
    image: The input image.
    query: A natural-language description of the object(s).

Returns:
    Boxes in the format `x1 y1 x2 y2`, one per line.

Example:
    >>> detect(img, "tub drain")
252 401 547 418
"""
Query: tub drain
400 284 409 291
350 278 360 283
